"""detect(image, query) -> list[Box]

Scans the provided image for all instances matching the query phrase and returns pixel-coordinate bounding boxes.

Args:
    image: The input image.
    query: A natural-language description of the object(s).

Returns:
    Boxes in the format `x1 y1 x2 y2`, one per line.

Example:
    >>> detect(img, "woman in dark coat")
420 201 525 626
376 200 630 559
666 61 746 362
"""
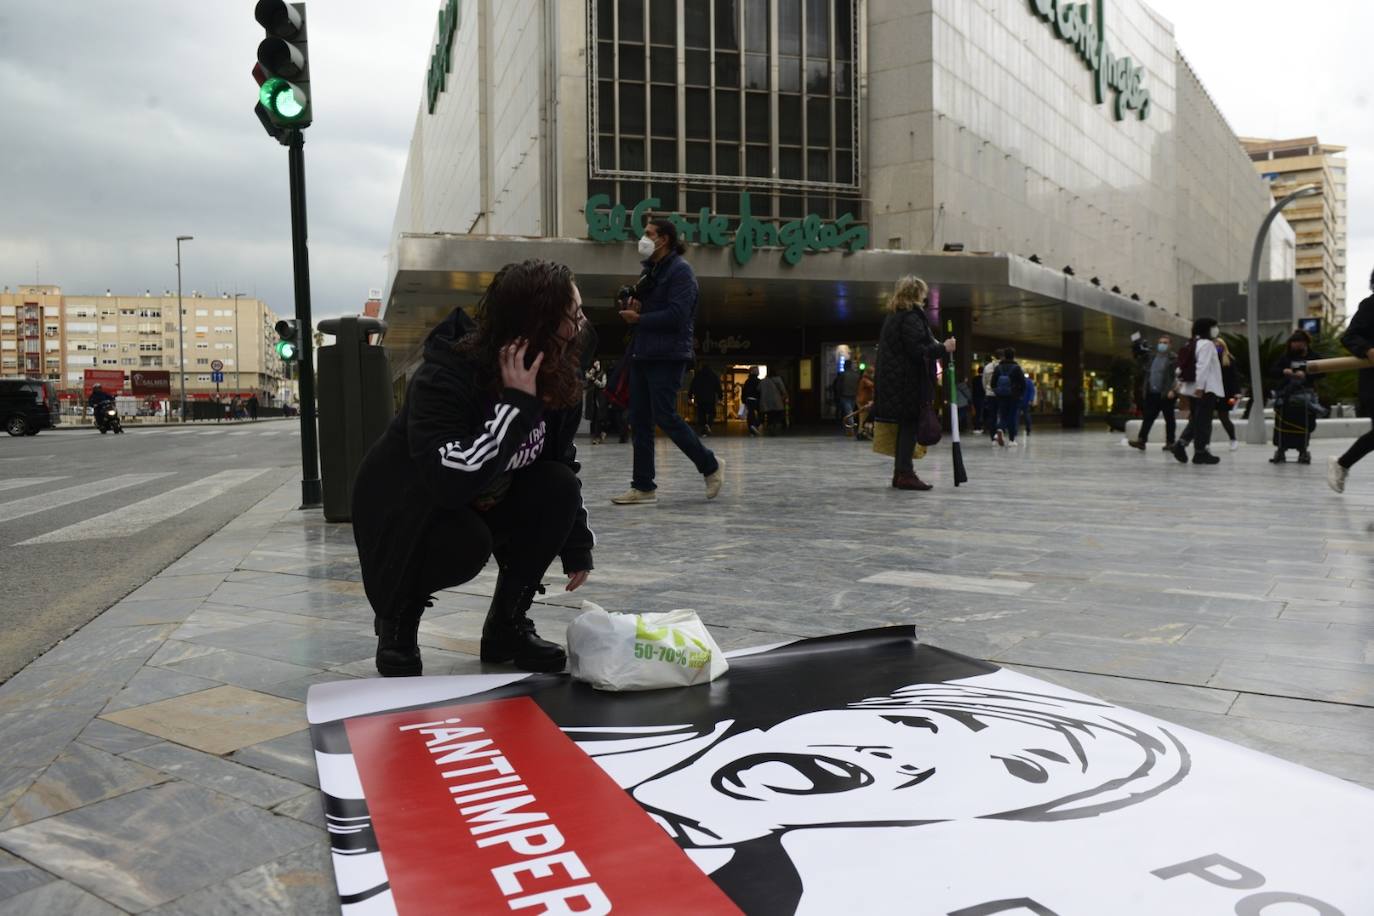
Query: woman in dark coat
1268 329 1322 464
351 259 595 677
873 275 957 490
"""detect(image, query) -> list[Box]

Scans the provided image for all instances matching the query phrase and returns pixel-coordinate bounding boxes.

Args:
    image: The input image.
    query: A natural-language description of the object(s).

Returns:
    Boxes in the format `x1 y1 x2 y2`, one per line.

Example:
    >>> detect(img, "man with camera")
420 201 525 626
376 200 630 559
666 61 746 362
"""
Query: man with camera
1128 334 1178 452
612 218 724 506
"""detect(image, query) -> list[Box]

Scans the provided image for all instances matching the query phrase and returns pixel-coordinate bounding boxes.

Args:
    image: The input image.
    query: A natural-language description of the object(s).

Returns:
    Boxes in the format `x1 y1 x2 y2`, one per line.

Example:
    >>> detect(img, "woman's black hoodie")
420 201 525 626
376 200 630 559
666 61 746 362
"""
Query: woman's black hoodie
351 308 594 618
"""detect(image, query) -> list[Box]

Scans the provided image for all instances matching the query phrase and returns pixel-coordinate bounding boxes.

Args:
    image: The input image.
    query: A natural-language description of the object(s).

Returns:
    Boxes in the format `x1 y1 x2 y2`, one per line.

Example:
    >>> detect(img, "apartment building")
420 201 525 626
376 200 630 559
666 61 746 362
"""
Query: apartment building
1241 136 1349 323
0 286 289 404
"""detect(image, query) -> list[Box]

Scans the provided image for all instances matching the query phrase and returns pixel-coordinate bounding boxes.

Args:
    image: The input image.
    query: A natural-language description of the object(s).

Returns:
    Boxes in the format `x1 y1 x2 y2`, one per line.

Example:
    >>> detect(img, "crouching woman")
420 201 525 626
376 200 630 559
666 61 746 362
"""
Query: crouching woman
352 259 594 676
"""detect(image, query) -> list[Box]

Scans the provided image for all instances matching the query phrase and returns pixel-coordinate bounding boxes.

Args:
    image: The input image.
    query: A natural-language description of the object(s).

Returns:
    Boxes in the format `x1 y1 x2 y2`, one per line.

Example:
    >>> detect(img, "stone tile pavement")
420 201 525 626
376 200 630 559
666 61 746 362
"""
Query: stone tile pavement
1 428 1371 912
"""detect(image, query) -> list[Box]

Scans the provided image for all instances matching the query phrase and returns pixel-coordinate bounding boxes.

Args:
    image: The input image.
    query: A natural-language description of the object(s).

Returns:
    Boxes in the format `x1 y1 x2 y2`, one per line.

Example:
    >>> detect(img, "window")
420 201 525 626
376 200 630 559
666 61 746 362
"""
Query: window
195 309 208 317
588 0 860 219
196 358 210 365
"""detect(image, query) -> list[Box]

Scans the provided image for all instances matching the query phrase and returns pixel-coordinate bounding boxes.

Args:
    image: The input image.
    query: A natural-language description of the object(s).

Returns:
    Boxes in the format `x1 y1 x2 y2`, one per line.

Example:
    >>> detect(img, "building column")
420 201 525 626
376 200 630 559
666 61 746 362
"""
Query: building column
949 307 973 387
1061 328 1084 429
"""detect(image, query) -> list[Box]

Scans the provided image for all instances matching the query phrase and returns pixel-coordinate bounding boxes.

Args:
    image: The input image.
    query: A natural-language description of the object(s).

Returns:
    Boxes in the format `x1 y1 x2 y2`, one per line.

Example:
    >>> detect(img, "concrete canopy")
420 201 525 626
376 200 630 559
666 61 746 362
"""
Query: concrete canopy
381 234 1190 371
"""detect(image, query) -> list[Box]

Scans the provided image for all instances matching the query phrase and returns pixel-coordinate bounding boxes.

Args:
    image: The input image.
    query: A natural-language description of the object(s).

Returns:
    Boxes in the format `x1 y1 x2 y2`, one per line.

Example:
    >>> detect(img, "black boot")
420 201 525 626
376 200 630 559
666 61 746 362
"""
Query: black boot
375 598 432 677
480 571 568 672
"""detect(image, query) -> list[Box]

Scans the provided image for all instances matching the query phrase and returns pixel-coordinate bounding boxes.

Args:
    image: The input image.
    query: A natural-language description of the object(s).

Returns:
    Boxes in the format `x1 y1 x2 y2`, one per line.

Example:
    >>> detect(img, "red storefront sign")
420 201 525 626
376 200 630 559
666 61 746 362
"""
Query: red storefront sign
344 697 742 916
130 370 171 396
83 369 126 397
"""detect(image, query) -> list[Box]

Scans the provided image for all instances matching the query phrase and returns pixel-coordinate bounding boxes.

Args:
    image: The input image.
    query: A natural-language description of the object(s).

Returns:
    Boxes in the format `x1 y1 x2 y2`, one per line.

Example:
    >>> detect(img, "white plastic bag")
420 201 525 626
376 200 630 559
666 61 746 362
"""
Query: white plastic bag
567 604 728 691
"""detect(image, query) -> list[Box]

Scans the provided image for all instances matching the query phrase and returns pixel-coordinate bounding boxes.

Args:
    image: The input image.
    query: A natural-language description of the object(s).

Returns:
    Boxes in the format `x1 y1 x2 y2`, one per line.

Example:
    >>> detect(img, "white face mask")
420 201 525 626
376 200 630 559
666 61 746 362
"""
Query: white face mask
637 236 656 257
1209 327 1220 339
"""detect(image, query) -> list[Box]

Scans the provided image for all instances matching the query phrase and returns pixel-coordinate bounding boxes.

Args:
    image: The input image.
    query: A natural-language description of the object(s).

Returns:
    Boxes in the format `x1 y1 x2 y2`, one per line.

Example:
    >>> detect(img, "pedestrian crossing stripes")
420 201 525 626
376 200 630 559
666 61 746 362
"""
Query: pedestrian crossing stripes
0 473 175 523
16 469 273 546
0 477 67 494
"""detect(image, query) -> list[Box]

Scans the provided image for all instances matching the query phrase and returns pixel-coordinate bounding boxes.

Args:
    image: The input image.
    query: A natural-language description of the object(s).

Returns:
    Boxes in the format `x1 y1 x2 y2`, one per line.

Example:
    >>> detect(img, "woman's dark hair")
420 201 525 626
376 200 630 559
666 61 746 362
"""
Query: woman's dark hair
1288 329 1312 347
1191 316 1217 338
456 259 583 409
649 217 688 256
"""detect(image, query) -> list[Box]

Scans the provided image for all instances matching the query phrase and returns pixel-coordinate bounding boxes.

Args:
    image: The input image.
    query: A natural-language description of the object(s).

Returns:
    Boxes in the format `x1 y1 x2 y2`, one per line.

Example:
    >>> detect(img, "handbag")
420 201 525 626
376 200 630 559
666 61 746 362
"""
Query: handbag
605 358 630 409
871 421 926 460
917 402 942 446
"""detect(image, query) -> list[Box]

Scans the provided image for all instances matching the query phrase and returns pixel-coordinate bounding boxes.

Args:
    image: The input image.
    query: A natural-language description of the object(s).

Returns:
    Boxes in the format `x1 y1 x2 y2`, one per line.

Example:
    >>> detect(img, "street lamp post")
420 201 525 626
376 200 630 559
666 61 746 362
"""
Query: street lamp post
1244 186 1322 444
175 235 193 422
232 292 246 397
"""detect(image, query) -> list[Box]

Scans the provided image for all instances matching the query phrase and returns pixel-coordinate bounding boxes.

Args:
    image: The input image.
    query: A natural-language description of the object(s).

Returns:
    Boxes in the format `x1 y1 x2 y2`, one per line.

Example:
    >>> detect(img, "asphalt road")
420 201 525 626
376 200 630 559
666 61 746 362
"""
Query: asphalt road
0 420 305 680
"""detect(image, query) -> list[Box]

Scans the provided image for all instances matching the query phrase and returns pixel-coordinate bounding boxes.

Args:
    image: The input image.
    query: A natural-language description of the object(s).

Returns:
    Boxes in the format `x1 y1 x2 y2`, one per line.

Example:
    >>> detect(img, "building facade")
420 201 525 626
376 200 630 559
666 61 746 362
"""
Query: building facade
0 286 290 407
381 0 1295 424
1241 136 1348 325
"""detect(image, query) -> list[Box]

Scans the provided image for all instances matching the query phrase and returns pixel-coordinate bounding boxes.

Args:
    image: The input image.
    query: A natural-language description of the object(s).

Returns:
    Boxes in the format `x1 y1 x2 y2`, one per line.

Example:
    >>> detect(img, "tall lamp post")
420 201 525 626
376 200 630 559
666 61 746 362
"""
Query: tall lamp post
231 292 246 397
175 235 194 422
1244 185 1321 444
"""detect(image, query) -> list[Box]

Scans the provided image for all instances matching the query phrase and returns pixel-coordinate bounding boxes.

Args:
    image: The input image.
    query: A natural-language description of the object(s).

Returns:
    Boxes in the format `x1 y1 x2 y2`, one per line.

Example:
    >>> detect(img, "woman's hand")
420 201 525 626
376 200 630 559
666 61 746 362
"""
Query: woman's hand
501 339 543 396
943 337 957 353
619 309 641 325
566 570 590 592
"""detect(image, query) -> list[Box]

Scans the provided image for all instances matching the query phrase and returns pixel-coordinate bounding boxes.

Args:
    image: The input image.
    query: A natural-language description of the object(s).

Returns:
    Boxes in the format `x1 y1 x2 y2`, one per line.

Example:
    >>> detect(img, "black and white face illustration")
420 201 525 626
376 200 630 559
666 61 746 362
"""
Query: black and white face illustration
629 682 1188 847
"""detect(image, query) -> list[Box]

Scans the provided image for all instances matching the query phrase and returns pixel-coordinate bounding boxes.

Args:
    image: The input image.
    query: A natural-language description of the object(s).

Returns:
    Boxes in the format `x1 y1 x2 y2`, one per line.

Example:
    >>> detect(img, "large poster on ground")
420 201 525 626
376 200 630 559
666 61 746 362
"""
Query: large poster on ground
306 627 1374 915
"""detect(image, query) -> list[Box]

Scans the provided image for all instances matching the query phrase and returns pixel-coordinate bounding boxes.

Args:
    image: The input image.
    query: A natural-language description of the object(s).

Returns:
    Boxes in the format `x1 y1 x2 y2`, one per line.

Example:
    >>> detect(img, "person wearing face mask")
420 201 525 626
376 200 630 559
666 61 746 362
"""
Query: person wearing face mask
1268 329 1322 464
1128 335 1177 451
613 218 724 505
1170 317 1224 465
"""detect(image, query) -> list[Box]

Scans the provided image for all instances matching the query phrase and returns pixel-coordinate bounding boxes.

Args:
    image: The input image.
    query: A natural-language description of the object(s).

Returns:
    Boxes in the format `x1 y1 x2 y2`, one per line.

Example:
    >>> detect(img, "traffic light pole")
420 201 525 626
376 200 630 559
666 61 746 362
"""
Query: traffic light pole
286 130 322 508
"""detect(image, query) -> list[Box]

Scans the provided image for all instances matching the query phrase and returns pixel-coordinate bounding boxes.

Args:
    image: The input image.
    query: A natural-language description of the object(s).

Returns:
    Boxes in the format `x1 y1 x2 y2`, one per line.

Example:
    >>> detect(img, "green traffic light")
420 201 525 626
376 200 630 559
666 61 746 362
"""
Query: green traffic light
275 340 298 361
259 77 306 122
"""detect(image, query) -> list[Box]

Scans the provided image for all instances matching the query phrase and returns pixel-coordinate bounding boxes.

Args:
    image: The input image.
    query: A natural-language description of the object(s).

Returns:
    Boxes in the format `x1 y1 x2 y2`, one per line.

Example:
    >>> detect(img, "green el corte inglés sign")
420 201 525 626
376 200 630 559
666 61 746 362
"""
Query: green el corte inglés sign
426 0 461 115
1030 0 1151 121
585 192 869 267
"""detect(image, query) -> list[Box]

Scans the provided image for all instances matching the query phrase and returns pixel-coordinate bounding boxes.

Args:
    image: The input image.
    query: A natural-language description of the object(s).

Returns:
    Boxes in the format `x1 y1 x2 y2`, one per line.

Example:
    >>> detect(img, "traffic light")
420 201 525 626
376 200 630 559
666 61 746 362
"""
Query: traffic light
254 0 311 132
275 319 301 363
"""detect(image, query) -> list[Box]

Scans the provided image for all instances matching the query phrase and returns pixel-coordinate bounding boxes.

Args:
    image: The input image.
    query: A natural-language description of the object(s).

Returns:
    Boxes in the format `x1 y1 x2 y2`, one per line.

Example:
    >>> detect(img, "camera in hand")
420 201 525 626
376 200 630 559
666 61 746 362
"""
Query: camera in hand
616 285 636 308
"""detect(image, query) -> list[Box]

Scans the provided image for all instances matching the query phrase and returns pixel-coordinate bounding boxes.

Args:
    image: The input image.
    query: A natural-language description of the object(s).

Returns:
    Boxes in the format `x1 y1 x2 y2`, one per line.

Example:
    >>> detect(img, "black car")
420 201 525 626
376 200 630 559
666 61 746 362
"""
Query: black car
1 378 58 436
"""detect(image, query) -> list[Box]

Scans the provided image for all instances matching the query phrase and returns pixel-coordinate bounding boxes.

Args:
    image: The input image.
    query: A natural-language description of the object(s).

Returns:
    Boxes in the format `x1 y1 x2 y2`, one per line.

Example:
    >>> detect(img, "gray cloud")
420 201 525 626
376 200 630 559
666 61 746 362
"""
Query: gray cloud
0 0 440 318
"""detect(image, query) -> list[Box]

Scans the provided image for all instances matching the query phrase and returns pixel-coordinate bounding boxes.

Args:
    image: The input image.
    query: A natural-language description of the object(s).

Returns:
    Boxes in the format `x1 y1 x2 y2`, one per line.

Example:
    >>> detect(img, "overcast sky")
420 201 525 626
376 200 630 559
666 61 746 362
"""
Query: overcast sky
0 1 1369 322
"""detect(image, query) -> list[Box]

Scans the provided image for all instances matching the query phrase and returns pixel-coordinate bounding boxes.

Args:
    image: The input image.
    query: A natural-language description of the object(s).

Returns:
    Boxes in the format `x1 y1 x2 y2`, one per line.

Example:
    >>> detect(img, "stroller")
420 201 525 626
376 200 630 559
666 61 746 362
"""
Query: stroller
1270 381 1327 464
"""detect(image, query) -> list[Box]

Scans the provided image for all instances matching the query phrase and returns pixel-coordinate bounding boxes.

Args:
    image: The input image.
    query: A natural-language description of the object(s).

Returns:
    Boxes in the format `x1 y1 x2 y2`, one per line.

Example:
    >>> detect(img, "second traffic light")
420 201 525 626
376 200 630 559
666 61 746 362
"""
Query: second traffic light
276 319 301 363
254 0 311 131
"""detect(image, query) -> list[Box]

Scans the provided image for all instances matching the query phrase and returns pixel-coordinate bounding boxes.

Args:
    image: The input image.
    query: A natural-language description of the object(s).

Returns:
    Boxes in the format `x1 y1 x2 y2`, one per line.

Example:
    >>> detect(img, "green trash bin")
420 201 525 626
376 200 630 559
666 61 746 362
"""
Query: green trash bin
317 316 393 522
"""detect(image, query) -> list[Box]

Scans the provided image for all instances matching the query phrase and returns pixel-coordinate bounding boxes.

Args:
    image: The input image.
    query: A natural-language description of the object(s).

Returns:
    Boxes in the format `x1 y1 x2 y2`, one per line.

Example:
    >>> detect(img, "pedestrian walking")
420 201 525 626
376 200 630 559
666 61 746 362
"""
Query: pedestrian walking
855 366 875 440
612 217 724 505
760 370 789 435
604 359 628 443
688 362 721 436
584 359 608 443
873 275 957 490
970 370 986 433
1129 336 1178 451
741 367 762 436
351 259 595 676
834 362 861 434
1269 329 1322 464
1330 270 1374 492
1171 317 1224 465
981 355 1001 441
990 348 1028 447
956 378 972 432
247 393 259 421
1019 372 1035 437
1215 338 1240 452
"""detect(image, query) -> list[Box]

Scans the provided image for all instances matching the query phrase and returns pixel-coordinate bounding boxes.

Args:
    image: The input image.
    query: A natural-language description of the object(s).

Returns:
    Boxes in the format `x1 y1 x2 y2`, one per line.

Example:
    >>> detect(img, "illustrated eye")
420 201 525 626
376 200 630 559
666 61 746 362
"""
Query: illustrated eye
995 755 1048 784
881 715 938 733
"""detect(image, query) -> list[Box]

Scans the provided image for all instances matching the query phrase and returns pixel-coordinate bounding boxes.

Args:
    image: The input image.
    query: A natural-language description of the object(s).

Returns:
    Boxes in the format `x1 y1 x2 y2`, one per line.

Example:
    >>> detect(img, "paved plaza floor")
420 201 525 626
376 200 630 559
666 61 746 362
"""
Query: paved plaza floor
0 427 1371 912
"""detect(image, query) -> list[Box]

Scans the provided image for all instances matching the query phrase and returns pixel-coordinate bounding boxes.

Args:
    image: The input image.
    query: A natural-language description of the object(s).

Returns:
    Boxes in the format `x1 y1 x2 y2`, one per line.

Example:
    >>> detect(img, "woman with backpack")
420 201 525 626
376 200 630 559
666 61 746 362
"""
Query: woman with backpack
991 348 1028 447
873 275 957 490
1170 317 1224 465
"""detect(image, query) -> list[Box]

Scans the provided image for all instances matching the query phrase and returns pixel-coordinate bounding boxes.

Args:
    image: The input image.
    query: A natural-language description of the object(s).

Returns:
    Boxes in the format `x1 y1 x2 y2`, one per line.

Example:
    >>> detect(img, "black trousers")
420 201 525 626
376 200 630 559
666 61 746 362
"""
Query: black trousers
895 419 919 475
406 462 581 612
1339 417 1374 469
695 401 714 432
1137 391 1176 444
1178 392 1216 452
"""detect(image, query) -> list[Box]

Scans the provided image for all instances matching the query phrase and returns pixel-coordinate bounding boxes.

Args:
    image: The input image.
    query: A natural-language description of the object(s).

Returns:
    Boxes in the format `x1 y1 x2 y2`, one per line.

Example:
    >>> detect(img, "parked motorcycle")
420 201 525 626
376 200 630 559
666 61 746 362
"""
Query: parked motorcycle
95 403 123 434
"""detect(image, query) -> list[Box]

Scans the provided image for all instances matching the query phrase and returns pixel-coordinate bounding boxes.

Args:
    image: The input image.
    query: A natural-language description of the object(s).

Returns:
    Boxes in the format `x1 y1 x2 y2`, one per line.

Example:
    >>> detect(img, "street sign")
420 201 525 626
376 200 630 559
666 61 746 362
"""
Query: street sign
210 359 225 371
211 370 225 384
